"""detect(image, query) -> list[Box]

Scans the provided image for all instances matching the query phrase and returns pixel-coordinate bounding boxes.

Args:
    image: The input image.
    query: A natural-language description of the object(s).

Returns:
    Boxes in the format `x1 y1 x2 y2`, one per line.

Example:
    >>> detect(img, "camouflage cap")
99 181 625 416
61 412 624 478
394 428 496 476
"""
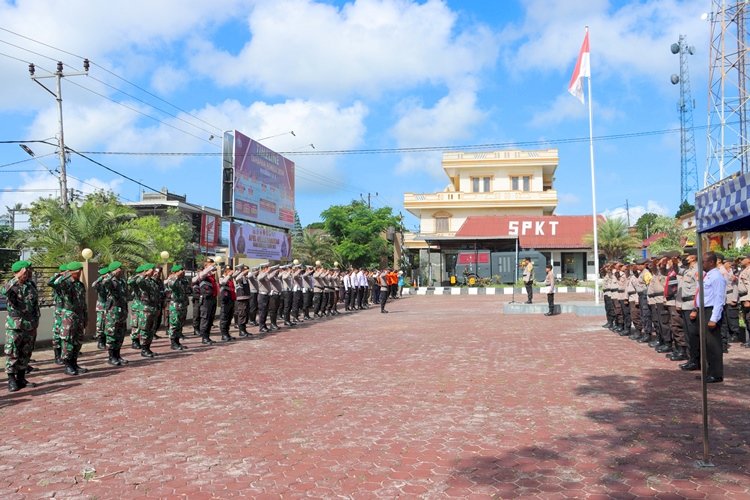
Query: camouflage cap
11 260 31 273
67 261 83 272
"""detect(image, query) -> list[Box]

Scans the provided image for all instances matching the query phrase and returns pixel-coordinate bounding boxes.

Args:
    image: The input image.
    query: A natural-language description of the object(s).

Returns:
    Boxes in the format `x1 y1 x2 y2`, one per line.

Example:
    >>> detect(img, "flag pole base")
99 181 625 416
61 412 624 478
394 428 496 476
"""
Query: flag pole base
695 460 716 468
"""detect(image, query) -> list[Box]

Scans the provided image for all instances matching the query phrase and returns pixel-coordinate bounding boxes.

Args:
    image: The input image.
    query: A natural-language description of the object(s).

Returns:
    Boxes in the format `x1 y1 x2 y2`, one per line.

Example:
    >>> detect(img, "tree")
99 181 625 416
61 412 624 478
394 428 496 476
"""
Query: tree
0 224 18 271
131 208 194 264
675 200 695 218
293 228 336 265
647 215 692 256
634 212 659 239
320 201 400 268
291 210 304 243
14 192 150 267
585 217 640 262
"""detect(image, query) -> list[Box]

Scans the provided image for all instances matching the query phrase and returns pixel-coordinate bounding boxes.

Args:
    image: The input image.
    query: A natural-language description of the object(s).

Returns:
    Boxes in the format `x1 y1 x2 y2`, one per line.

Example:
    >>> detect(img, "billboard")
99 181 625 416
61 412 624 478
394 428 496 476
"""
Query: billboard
229 221 292 261
225 130 295 230
200 214 220 249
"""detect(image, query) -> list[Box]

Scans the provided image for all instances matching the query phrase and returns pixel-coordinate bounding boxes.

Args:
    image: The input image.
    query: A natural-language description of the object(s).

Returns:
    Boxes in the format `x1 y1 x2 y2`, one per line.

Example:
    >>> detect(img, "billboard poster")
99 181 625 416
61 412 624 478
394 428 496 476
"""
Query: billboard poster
233 130 295 230
229 222 292 261
200 214 220 249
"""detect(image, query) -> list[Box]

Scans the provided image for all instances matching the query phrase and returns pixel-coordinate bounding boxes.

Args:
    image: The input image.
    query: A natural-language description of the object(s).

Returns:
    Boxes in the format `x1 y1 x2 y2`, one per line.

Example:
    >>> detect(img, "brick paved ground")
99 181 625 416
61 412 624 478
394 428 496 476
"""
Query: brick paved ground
1 295 749 499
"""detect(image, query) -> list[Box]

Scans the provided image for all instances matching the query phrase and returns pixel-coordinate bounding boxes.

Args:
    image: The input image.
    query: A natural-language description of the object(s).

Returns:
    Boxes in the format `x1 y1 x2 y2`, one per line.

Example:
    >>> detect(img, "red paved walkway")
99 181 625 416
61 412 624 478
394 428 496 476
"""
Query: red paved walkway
1 295 749 498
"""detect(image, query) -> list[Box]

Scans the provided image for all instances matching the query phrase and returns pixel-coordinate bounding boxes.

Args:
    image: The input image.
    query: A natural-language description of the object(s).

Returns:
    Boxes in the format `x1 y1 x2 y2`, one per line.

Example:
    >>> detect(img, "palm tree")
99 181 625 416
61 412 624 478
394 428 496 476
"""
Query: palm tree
13 195 150 267
293 228 336 265
584 217 640 262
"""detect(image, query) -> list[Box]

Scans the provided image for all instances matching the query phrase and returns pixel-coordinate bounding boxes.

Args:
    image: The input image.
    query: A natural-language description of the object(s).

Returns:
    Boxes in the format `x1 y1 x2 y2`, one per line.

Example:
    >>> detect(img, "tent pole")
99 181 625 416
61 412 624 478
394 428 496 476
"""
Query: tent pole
695 234 714 467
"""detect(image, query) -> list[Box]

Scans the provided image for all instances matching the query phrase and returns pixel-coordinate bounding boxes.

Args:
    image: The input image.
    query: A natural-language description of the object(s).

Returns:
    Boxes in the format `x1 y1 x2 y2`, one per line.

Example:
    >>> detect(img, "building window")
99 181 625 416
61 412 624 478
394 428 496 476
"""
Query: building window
472 177 480 193
511 176 531 191
435 217 449 232
483 177 491 192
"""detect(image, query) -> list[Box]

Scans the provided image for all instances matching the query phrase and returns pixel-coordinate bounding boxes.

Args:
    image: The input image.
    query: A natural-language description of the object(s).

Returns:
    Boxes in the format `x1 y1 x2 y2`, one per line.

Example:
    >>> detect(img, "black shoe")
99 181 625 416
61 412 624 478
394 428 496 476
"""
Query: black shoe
381 310 389 313
655 344 673 353
54 347 63 365
250 321 259 327
637 334 651 343
669 350 688 361
743 342 750 348
108 348 119 366
238 330 248 338
648 340 661 348
97 339 106 350
115 348 128 366
680 361 700 371
696 375 723 383
16 369 36 389
131 339 141 350
64 360 78 376
544 312 553 316
170 340 187 351
73 358 88 374
525 301 532 304
140 348 156 358
602 322 612 329
259 326 269 334
269 324 279 331
7 374 19 392
221 334 235 341
618 329 631 336
201 336 215 345
25 365 35 373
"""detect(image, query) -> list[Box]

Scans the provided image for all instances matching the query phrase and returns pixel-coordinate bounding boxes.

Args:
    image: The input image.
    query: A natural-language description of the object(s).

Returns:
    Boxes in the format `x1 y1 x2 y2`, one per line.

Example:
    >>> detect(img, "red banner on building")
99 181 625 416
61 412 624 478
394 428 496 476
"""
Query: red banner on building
200 214 220 248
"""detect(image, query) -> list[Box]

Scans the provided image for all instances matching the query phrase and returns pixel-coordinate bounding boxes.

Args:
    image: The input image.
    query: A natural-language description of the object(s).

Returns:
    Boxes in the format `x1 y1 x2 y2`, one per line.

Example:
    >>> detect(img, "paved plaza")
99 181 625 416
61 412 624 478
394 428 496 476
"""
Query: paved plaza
1 295 749 498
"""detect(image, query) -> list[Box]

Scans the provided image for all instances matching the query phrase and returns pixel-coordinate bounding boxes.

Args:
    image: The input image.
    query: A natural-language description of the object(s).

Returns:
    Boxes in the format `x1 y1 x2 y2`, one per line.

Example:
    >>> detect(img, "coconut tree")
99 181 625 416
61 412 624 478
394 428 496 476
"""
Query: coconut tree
584 217 640 262
293 228 336 266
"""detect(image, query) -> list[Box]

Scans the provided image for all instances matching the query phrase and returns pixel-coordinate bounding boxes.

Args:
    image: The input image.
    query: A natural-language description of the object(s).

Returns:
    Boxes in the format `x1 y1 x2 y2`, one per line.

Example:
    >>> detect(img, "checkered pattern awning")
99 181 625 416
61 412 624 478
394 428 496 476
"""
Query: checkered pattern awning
695 171 750 233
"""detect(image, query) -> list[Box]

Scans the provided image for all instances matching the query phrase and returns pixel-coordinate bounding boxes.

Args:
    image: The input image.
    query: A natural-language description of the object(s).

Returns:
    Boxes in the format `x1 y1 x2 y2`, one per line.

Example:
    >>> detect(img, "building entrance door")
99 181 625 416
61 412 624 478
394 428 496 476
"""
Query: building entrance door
561 252 585 280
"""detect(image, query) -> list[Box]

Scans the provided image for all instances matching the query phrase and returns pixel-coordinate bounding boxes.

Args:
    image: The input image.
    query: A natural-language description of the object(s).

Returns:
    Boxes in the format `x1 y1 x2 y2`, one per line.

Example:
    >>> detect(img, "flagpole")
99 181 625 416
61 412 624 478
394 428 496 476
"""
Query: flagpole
585 26 600 305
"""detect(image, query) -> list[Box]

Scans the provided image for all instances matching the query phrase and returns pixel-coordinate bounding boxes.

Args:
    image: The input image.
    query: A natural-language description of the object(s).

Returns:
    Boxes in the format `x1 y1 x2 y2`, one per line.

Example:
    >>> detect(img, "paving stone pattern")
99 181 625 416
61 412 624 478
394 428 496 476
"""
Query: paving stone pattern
1 295 749 498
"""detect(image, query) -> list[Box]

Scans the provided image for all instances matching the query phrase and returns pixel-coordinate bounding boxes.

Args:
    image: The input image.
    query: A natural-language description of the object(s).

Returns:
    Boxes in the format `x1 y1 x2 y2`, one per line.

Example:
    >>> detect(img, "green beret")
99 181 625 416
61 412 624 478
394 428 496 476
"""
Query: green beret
108 261 122 272
11 260 31 273
171 264 183 272
144 263 156 271
98 267 109 276
67 261 83 271
135 264 145 273
59 264 67 272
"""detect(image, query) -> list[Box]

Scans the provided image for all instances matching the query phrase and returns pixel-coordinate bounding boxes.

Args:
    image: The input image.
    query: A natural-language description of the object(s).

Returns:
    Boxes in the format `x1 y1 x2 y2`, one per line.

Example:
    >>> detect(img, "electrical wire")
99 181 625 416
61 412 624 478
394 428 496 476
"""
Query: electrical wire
0 153 57 169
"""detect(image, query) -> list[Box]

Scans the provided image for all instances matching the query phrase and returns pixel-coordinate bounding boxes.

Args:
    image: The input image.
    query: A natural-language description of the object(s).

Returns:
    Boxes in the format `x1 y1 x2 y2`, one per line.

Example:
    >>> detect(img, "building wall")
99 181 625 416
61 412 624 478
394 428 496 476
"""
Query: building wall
419 207 547 235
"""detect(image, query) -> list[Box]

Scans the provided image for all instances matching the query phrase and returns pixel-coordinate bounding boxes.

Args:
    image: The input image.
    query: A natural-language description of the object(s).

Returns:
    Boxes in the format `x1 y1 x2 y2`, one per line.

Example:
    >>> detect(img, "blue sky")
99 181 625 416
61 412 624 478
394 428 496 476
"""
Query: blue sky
0 0 712 231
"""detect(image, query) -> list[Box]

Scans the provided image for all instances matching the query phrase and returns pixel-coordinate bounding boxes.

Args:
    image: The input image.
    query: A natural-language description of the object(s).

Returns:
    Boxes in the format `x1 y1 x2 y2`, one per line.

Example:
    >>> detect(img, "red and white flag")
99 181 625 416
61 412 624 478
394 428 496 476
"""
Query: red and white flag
568 30 590 104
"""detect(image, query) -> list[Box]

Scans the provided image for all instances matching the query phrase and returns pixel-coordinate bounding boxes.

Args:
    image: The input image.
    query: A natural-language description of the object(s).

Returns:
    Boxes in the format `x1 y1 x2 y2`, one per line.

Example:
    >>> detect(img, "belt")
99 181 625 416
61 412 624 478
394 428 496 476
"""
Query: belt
682 294 695 301
648 292 662 297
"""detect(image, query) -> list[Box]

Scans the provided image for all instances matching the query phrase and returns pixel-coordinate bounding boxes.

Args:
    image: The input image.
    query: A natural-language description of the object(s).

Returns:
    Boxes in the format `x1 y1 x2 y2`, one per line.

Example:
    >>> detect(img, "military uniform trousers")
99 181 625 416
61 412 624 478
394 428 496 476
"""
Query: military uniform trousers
235 298 250 328
133 305 158 347
720 304 740 344
628 294 642 331
312 290 323 315
603 295 615 325
639 293 652 334
60 309 85 361
683 309 700 362
95 307 105 341
668 305 687 348
257 293 270 327
219 299 235 337
167 304 188 340
291 290 302 319
656 303 671 343
619 299 631 330
104 308 128 349
52 307 63 349
192 297 201 333
248 292 258 324
302 290 313 317
281 291 293 321
269 293 280 326
613 298 623 326
649 304 663 341
4 327 36 374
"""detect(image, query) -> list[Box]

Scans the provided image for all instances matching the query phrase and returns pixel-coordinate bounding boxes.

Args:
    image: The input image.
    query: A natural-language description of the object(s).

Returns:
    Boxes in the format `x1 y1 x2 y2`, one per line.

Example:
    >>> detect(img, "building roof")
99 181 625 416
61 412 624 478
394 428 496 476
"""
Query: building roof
454 215 598 249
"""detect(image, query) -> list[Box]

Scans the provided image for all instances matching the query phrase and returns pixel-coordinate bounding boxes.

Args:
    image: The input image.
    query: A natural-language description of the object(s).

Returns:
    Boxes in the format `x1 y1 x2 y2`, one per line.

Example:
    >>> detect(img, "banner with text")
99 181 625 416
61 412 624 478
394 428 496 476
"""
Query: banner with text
233 130 295 230
200 214 220 249
229 222 292 261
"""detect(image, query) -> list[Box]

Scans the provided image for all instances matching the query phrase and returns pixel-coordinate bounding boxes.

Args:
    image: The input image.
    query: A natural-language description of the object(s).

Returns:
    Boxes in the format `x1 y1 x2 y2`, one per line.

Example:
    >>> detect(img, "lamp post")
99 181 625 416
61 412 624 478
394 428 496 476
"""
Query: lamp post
160 250 170 276
81 248 93 261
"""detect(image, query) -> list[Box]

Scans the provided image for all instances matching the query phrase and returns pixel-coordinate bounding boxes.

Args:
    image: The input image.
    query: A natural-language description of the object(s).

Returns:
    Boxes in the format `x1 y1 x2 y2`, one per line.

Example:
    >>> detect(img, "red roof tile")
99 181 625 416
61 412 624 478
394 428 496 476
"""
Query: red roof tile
454 215 600 249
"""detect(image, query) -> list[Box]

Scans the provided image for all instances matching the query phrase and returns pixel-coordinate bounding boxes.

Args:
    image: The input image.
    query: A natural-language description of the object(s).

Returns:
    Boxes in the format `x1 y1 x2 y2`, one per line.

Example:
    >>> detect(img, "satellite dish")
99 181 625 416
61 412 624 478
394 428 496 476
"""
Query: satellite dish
671 43 680 54
671 74 680 85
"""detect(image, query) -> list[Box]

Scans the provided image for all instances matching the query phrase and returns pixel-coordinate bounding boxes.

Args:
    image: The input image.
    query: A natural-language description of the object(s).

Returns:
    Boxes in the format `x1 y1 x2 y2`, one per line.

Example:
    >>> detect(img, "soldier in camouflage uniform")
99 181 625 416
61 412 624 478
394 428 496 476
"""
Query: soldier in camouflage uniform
51 261 88 376
152 266 165 339
91 266 110 350
48 263 66 365
101 261 130 366
129 263 160 358
165 264 190 350
2 260 40 392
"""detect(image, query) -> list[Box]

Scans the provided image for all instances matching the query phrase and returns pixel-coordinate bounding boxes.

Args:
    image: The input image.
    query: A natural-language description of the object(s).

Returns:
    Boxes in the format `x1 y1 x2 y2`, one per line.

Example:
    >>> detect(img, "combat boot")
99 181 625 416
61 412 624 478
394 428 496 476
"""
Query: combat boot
140 348 156 358
170 339 187 350
628 330 641 340
669 346 688 361
107 348 119 366
238 327 248 338
7 373 19 392
97 338 106 350
258 324 269 334
201 335 215 345
602 321 612 329
73 356 88 374
115 348 128 365
63 359 78 376
269 323 279 331
637 333 651 343
131 339 141 350
619 328 631 337
15 369 36 389
53 347 63 365
656 343 673 354
221 333 235 341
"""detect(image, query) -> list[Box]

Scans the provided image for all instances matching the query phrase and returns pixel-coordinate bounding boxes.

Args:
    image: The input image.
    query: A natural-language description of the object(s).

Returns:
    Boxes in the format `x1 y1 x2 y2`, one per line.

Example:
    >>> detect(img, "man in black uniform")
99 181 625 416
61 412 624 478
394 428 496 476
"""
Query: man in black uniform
219 266 236 341
196 261 218 345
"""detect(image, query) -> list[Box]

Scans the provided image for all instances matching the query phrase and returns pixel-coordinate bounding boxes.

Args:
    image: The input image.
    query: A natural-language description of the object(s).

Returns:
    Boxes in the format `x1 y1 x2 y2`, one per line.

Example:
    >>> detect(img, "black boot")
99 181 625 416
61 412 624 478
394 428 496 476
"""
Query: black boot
238 327 248 338
54 347 63 365
140 347 156 358
602 322 612 329
669 346 688 361
115 348 128 365
637 333 651 343
107 348 119 366
269 323 279 331
63 359 78 376
131 339 141 350
201 335 215 345
16 369 35 389
259 324 269 334
97 338 106 350
656 343 673 353
221 333 235 341
170 339 187 351
73 356 88 374
7 373 19 392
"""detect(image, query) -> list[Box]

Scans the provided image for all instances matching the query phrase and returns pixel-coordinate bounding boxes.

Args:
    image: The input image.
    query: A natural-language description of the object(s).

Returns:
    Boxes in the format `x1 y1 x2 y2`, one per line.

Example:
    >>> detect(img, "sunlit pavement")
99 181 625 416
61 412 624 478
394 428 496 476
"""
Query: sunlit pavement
1 295 748 498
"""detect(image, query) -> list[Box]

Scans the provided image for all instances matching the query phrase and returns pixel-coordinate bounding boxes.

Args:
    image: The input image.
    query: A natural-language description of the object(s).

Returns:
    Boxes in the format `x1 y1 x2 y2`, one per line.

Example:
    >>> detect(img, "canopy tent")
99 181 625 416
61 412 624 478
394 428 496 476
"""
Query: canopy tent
693 170 750 466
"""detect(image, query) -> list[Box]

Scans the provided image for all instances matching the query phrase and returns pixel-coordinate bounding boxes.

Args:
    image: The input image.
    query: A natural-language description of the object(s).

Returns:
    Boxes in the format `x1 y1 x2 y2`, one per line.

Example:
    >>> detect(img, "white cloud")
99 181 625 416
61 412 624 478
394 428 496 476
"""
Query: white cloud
188 0 498 99
150 66 192 95
602 199 669 224
558 192 580 204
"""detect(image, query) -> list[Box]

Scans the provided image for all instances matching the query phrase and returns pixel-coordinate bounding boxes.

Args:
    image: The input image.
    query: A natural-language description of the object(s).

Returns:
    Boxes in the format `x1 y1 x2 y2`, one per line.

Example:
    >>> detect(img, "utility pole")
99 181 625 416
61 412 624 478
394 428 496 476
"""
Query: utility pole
360 192 378 209
29 59 89 208
625 199 631 226
670 35 699 201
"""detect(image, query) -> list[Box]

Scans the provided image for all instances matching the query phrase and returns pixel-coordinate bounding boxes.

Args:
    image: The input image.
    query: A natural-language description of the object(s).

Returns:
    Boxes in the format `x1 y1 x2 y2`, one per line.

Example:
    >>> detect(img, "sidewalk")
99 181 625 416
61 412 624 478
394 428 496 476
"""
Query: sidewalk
1 296 748 498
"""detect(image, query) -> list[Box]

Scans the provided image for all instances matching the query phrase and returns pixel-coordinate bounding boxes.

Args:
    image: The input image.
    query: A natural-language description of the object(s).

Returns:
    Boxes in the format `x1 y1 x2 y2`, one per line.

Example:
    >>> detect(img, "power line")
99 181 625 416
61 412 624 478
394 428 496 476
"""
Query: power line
0 153 57 169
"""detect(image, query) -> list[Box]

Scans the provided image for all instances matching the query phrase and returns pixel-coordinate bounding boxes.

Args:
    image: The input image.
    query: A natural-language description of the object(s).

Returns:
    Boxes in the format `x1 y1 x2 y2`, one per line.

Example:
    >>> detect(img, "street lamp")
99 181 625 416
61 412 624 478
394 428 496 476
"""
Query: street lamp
160 251 170 262
81 248 93 261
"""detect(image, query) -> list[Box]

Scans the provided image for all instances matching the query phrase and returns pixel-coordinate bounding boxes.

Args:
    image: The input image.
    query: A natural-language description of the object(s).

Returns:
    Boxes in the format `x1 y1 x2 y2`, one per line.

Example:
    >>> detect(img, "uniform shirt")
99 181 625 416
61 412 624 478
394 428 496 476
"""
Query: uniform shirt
696 267 726 323
617 273 628 301
738 265 750 301
626 274 638 298
680 265 699 310
544 270 556 294
664 268 678 307
2 276 40 331
725 270 739 305
522 263 534 284
646 270 663 305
